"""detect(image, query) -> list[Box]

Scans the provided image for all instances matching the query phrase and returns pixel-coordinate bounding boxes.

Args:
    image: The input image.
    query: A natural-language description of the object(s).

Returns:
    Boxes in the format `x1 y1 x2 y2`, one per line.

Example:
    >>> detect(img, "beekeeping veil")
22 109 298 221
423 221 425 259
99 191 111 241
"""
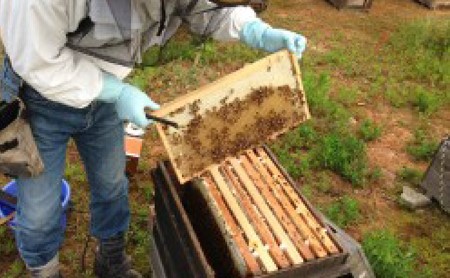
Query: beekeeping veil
208 0 251 6
67 0 267 67
85 0 146 66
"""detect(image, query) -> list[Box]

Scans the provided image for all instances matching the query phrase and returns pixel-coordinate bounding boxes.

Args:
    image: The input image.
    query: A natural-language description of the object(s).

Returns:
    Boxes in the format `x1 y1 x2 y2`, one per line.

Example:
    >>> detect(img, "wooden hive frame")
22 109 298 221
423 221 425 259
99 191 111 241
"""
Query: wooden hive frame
193 146 342 276
153 50 310 184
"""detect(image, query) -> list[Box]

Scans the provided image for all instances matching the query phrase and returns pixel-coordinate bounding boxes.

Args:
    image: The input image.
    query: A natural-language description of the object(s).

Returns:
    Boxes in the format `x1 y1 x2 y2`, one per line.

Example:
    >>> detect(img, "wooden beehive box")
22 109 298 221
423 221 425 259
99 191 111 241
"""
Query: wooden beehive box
327 0 373 9
153 50 310 183
194 147 343 276
415 0 450 8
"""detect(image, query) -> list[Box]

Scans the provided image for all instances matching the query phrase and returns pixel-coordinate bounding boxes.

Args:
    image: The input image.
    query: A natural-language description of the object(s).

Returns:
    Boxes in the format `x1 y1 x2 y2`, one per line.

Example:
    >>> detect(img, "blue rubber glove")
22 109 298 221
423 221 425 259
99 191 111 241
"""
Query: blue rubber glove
97 73 160 128
240 19 307 59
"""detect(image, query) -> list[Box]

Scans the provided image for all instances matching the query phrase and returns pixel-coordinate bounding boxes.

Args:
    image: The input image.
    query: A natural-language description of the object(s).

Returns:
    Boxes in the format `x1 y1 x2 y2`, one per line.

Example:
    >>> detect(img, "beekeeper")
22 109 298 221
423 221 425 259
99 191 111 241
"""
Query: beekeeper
0 0 307 277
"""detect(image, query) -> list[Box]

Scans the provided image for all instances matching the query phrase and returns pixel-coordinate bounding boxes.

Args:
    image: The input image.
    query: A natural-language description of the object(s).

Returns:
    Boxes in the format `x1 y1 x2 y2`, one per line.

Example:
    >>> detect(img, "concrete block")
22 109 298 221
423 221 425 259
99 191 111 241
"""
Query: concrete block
401 186 431 209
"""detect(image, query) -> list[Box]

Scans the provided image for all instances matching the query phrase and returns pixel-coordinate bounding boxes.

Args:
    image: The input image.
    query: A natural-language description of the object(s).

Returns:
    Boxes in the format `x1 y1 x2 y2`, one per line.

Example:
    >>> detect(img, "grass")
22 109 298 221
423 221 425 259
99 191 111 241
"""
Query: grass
271 123 316 179
127 217 152 276
275 129 369 187
273 123 369 186
274 71 369 186
65 162 86 184
387 20 450 88
362 230 416 278
273 148 310 179
411 86 441 115
128 66 159 91
312 133 367 186
406 128 439 161
325 196 360 228
314 172 333 194
303 72 350 125
397 167 423 187
1 259 25 278
358 119 382 142
336 86 360 107
381 19 450 112
409 225 450 278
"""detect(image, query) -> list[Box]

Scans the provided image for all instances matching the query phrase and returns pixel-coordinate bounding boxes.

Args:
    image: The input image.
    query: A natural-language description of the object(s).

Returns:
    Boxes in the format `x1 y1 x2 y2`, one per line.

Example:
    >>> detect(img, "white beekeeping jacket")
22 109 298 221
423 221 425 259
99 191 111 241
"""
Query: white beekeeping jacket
0 0 256 108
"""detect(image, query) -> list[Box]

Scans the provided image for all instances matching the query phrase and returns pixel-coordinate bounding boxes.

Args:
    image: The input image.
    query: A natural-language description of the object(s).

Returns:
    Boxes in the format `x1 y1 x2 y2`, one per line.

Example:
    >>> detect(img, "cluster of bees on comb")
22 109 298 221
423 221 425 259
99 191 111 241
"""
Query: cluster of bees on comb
167 85 307 179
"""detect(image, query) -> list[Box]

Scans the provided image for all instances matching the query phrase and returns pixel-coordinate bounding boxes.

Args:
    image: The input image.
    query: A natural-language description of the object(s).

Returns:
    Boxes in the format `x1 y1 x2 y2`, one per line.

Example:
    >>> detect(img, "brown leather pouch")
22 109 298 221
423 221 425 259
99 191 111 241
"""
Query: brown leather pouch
0 99 44 177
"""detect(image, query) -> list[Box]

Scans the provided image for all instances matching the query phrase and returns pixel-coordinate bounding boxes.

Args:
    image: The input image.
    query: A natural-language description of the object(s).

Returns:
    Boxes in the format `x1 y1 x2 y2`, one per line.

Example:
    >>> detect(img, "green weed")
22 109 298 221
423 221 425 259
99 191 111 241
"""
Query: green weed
139 36 262 67
274 71 368 185
315 172 332 193
0 226 16 255
411 86 441 115
128 66 159 91
406 129 439 161
312 133 368 186
273 122 317 151
387 19 450 88
304 72 350 124
273 148 310 179
380 19 450 115
294 124 318 149
368 167 383 183
358 119 382 142
300 184 313 200
378 19 450 115
139 38 206 66
65 162 86 184
385 84 409 108
214 42 264 64
325 196 360 228
141 182 155 203
128 219 152 276
303 72 331 114
60 249 80 272
398 167 423 187
2 237 15 254
323 49 349 67
336 86 359 107
2 259 25 278
362 230 415 278
410 225 449 278
272 123 317 179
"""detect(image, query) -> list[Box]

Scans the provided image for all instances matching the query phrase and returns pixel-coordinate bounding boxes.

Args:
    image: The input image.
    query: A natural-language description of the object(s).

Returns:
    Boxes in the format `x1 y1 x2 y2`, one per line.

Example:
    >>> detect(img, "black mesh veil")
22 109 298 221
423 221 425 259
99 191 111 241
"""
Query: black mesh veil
105 0 138 63
106 0 133 39
66 0 267 67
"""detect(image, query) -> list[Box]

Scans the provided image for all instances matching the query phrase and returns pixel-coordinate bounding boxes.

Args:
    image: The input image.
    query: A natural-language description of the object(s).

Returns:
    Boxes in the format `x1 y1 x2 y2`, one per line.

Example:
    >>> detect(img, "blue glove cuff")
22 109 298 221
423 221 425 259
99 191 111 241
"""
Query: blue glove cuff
239 19 271 50
97 73 126 103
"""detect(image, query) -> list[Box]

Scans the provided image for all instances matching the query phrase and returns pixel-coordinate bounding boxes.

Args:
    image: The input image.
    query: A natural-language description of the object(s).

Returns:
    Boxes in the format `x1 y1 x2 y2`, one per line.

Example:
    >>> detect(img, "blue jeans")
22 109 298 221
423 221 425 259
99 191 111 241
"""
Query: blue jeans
15 85 130 268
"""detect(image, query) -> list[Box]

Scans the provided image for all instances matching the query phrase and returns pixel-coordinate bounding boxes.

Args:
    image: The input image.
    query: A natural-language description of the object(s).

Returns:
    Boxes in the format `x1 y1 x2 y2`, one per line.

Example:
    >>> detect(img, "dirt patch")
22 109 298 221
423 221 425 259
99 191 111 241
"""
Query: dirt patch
363 105 431 183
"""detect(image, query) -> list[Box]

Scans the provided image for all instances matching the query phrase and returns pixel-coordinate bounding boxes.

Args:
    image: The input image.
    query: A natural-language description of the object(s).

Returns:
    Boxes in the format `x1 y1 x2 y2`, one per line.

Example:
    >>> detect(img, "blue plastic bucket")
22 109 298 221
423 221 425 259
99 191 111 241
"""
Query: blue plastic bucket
0 179 71 229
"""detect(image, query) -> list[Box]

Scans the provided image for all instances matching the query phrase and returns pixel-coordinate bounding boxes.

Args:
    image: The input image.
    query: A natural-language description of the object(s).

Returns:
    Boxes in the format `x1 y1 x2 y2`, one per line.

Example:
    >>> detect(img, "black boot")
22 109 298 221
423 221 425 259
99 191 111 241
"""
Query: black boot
28 253 63 278
94 234 142 278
